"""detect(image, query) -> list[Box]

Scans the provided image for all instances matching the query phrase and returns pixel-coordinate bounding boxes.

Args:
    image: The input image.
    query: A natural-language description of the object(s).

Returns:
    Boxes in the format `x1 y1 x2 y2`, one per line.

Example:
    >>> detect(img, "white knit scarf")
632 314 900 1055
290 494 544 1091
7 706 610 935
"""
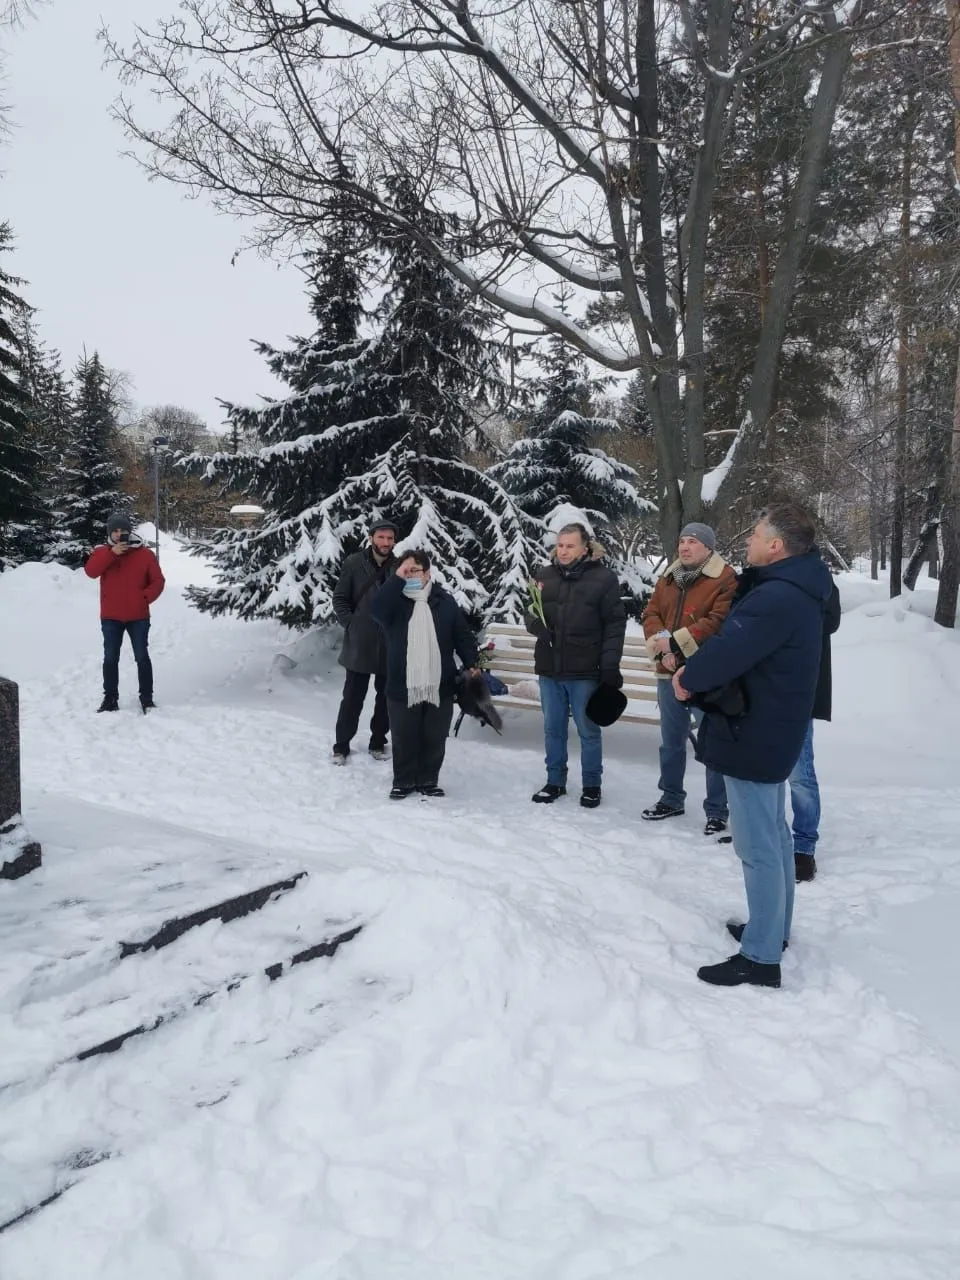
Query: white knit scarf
405 580 442 707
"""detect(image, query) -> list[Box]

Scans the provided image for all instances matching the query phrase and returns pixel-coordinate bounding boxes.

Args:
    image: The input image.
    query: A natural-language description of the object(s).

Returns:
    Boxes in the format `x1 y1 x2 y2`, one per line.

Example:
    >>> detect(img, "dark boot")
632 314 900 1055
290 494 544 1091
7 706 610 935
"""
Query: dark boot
140 697 156 714
697 953 781 989
418 785 445 797
795 853 817 882
641 800 684 821
532 783 566 804
704 817 727 837
97 695 119 713
389 786 416 800
580 786 601 809
726 921 788 953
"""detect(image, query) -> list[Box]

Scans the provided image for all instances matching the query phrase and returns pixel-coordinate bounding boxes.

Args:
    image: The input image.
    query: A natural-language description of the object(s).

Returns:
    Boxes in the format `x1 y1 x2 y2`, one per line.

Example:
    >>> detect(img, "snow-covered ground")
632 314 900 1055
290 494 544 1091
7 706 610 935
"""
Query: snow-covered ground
1 535 959 1279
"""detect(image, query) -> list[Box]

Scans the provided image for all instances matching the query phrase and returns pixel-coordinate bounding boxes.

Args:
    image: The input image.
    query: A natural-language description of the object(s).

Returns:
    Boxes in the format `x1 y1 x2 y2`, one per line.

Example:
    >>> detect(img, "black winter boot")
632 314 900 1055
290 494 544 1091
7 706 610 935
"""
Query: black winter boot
795 853 817 882
532 783 566 804
641 800 684 821
97 696 119 713
140 697 156 714
697 953 781 989
580 787 602 809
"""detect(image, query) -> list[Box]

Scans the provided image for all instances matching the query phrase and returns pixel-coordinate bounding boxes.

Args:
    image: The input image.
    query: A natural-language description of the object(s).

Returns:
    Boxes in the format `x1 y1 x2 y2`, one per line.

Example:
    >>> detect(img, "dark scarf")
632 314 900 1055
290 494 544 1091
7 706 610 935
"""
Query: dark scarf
672 563 704 592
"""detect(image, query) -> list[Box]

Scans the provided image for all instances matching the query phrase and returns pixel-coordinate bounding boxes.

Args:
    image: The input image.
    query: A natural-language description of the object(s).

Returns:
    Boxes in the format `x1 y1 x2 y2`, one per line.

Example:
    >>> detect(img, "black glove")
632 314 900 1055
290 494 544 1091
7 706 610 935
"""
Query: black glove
525 610 549 638
601 669 623 689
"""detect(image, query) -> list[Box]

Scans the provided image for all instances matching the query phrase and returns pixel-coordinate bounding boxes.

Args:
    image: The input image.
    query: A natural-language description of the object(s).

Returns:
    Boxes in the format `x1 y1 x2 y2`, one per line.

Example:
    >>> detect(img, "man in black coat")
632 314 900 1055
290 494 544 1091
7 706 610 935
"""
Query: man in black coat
525 522 626 810
674 505 832 989
789 573 841 883
331 520 398 764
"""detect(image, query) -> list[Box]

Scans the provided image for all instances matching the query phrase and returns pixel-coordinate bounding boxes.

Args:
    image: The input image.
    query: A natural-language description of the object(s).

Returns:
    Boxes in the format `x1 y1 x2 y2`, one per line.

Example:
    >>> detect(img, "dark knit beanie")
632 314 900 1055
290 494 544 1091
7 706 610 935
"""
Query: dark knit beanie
106 512 133 534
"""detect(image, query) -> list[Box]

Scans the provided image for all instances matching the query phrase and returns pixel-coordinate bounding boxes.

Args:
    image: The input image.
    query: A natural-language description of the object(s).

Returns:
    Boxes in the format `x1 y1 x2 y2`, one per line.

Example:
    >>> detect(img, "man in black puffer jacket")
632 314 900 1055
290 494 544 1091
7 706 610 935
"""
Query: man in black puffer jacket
331 520 398 764
675 504 833 990
525 522 626 809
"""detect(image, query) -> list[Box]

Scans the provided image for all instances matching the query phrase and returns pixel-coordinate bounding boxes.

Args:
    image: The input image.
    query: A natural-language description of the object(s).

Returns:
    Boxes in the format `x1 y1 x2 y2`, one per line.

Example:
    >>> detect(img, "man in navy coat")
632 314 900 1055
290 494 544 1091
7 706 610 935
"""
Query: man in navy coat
674 505 833 989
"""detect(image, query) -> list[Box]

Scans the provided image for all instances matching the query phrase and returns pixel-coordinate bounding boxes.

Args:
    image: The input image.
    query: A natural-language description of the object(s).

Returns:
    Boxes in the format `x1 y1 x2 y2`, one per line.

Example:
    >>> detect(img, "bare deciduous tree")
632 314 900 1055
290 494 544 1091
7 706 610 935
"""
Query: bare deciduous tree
103 0 886 552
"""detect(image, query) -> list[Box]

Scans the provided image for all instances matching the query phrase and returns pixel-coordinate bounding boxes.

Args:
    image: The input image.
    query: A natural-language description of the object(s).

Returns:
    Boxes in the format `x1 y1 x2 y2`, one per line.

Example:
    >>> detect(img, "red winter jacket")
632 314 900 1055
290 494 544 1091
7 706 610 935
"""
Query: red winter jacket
84 542 166 622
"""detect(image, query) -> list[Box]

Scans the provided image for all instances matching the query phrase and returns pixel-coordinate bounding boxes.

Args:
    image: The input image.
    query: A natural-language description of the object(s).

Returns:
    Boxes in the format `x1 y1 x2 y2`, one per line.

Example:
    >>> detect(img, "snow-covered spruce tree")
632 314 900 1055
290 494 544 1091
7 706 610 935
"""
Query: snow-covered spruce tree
17 317 74 560
0 223 42 569
356 175 536 622
186 192 394 626
53 352 128 566
491 326 648 554
189 178 536 627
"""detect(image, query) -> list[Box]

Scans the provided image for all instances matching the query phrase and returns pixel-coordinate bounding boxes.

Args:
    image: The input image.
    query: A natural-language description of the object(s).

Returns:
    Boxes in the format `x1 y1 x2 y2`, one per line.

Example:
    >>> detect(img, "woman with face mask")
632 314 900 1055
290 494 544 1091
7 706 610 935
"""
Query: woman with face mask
370 550 480 799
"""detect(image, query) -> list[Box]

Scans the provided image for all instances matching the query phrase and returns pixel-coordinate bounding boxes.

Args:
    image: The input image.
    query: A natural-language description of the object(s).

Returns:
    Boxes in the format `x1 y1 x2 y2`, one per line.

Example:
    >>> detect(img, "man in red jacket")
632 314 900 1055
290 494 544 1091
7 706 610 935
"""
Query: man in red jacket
84 513 165 713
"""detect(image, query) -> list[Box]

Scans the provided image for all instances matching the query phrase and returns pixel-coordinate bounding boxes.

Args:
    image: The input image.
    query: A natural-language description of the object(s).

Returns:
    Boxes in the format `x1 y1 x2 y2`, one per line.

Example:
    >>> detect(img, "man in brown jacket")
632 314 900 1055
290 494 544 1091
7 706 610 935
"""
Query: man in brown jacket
641 522 737 833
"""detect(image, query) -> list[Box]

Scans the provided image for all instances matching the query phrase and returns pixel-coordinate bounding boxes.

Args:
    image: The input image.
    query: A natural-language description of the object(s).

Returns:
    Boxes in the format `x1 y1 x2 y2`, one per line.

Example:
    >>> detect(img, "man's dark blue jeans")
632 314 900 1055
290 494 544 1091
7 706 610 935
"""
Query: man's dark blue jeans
101 619 153 701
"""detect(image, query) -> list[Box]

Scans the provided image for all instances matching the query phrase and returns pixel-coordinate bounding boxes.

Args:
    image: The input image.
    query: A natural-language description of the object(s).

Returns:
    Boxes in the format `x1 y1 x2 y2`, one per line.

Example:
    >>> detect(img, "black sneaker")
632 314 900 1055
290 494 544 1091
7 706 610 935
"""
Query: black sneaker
641 801 684 821
795 853 817 883
532 784 566 804
389 786 416 800
97 696 119 713
418 785 445 797
726 921 788 953
697 953 781 989
704 817 727 837
140 698 156 714
580 787 602 809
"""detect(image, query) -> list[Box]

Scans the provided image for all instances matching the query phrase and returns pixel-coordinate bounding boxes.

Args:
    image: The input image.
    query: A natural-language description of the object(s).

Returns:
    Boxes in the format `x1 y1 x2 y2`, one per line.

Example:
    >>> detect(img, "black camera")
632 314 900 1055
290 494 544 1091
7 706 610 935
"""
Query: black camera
117 532 130 543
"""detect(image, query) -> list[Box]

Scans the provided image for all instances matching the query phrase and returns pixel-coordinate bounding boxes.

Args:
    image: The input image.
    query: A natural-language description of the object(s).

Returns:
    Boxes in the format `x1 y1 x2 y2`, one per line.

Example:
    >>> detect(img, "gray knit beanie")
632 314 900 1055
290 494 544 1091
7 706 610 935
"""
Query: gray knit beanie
679 522 716 552
106 512 133 534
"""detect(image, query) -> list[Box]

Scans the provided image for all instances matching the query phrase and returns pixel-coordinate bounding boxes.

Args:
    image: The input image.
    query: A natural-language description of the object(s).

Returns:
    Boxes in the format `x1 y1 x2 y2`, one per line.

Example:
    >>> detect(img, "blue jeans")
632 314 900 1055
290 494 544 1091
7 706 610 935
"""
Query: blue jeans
789 721 819 855
656 678 728 819
725 776 794 965
539 677 602 788
102 619 153 700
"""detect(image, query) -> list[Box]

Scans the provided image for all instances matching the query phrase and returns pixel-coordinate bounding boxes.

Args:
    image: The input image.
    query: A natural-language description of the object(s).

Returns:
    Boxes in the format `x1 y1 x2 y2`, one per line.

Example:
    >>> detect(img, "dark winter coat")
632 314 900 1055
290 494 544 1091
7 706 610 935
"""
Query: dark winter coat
732 556 841 721
333 548 397 674
370 574 479 702
84 540 165 622
814 578 841 721
525 555 626 681
678 550 833 783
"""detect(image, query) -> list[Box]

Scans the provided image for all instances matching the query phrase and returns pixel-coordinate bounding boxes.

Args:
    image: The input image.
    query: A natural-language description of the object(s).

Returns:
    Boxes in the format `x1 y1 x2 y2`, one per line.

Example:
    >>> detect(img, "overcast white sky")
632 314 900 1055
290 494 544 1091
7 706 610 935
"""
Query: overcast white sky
2 0 308 430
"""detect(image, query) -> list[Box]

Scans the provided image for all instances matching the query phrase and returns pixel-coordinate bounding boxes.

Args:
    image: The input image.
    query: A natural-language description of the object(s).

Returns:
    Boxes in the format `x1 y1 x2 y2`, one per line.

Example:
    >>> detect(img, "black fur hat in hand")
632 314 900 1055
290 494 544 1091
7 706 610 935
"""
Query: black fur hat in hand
586 683 628 727
456 673 503 735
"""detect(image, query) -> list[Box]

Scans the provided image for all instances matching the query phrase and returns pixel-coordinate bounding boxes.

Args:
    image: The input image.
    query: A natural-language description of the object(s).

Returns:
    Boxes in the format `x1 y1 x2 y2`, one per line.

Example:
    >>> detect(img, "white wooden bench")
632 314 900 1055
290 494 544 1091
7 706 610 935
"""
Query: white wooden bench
482 622 661 726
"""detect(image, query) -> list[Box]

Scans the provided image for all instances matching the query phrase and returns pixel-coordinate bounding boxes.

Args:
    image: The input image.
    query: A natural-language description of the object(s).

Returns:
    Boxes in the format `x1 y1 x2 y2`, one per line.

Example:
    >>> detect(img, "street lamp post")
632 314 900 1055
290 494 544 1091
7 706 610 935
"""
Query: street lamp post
152 435 169 561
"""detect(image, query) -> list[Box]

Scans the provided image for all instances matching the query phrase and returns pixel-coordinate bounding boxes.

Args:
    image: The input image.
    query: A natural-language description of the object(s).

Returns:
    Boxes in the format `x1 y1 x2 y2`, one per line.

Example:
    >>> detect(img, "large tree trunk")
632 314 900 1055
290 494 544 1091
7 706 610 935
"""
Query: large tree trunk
890 95 917 597
713 26 855 507
934 340 960 626
934 0 960 627
679 0 737 526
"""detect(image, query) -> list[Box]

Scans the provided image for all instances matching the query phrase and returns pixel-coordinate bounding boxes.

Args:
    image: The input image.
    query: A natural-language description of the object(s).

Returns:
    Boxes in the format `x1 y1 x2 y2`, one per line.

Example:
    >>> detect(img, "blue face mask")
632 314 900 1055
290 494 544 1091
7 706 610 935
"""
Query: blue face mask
402 578 424 597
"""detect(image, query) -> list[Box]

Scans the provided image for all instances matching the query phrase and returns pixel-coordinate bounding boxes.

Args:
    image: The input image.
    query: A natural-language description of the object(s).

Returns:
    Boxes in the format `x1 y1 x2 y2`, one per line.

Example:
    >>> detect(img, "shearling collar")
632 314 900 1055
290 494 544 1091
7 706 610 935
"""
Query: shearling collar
663 551 727 581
